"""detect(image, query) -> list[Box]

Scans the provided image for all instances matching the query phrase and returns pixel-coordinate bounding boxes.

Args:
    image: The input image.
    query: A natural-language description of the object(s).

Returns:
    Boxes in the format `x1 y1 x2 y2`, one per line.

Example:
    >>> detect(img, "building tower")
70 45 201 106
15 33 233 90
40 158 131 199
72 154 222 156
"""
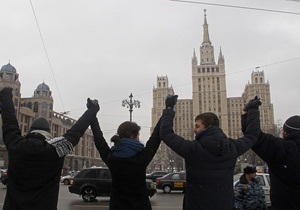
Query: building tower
192 10 228 134
242 70 275 133
150 76 175 171
0 63 21 144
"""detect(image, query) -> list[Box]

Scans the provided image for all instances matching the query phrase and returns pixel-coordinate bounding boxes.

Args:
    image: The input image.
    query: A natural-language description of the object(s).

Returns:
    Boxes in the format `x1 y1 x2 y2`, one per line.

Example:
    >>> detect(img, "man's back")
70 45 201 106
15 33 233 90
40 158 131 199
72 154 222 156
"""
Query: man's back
160 108 261 210
252 131 300 210
4 134 64 210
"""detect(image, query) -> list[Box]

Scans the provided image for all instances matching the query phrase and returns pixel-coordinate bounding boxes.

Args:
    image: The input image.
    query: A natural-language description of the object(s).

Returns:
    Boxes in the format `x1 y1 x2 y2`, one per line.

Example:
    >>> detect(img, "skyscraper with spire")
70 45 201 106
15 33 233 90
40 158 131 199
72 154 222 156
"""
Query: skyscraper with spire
192 9 228 134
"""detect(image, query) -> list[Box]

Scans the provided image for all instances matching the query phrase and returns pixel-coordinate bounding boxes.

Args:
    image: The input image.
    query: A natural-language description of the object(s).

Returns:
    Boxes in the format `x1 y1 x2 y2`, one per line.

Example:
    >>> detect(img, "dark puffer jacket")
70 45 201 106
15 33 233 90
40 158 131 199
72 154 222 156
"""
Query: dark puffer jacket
90 118 161 210
1 95 97 210
242 114 300 210
160 109 260 210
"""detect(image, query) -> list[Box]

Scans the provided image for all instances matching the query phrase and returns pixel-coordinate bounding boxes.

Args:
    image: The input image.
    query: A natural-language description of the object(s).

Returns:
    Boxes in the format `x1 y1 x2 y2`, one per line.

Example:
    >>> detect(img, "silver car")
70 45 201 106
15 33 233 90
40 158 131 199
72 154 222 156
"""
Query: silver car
60 171 79 185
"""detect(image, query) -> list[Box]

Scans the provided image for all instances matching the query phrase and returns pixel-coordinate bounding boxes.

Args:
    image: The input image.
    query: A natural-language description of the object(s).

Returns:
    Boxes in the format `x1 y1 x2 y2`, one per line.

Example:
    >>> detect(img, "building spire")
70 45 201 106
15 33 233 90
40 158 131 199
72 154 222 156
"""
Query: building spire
218 47 225 65
202 9 211 44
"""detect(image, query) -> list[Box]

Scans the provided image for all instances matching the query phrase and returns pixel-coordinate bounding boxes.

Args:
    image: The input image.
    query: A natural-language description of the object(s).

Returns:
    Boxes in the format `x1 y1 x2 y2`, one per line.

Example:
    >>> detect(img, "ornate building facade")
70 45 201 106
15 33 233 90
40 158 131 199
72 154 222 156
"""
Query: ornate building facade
150 11 275 171
0 63 104 172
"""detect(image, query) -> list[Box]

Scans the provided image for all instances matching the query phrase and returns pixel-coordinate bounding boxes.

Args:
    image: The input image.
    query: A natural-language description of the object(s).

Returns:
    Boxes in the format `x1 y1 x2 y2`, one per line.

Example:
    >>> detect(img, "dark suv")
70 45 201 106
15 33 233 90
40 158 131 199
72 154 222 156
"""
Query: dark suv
69 167 156 202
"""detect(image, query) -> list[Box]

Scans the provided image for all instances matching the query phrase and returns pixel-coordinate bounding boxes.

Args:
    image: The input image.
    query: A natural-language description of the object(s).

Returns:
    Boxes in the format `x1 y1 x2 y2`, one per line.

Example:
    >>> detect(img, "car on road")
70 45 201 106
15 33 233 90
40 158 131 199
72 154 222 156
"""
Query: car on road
69 167 157 202
146 171 169 182
61 171 79 185
156 172 186 193
233 172 271 207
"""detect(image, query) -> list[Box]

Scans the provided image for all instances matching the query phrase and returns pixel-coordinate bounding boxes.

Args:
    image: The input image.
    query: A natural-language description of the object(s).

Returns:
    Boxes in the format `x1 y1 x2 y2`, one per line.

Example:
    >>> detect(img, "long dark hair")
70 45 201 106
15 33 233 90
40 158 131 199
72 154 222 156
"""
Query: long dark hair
111 121 141 145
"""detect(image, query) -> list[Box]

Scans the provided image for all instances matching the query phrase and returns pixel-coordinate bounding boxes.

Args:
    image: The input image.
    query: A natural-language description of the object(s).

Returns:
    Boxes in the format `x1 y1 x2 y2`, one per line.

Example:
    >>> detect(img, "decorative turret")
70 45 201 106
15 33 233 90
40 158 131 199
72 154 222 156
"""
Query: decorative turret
218 47 225 66
192 49 198 67
0 62 19 82
34 82 52 99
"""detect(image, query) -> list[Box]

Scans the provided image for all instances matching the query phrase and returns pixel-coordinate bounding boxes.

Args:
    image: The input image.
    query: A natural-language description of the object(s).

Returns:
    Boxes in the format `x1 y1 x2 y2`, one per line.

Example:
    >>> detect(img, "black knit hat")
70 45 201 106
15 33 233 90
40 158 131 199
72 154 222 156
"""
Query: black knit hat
283 115 300 134
243 165 257 174
29 117 50 132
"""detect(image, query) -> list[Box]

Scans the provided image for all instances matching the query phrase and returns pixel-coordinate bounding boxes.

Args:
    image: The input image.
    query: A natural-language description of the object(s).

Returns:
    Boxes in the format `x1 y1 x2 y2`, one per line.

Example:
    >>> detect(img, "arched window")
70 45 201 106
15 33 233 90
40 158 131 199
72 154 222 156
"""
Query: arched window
15 88 19 96
34 102 38 113
27 102 32 109
42 102 47 109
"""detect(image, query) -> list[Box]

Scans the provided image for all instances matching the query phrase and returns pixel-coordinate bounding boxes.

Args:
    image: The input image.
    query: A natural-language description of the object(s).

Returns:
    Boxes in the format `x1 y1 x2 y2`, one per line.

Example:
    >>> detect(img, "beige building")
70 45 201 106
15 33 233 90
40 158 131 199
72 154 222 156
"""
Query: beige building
0 63 104 171
151 11 275 171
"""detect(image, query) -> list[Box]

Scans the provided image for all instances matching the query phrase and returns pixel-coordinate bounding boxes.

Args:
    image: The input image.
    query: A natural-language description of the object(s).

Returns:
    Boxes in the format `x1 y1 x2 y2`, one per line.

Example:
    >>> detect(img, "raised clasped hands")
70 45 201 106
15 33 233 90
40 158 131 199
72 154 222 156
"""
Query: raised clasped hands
243 96 262 112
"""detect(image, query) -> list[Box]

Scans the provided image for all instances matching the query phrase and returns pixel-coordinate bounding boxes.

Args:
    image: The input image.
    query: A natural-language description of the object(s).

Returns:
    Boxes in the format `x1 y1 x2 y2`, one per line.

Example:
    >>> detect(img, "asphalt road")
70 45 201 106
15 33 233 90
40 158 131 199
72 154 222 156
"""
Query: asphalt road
0 184 184 210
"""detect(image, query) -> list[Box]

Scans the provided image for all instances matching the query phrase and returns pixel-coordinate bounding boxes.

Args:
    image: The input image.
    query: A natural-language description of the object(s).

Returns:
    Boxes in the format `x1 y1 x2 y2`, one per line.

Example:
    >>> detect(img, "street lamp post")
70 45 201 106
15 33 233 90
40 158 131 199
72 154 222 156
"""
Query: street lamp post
122 93 141 122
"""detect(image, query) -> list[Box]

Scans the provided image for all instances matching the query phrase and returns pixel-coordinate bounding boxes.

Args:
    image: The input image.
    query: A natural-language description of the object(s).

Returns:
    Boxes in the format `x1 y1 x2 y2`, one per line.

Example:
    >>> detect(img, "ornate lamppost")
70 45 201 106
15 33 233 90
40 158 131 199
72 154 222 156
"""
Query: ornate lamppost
122 93 141 122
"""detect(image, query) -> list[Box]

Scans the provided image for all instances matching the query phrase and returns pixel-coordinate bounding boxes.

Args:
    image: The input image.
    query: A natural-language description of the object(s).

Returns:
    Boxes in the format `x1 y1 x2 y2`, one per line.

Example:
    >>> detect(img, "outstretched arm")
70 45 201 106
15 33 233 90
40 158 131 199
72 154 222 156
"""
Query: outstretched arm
143 118 161 165
159 108 197 160
233 96 262 156
0 87 24 150
91 117 110 163
233 109 261 156
63 98 99 146
241 108 285 164
48 98 99 158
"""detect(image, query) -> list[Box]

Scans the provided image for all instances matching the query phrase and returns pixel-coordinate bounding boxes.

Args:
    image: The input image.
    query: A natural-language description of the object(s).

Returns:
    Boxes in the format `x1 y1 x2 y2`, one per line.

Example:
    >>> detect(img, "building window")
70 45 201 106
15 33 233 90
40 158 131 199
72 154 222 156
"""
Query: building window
42 102 47 109
34 102 38 113
14 98 18 107
41 110 47 118
27 102 32 109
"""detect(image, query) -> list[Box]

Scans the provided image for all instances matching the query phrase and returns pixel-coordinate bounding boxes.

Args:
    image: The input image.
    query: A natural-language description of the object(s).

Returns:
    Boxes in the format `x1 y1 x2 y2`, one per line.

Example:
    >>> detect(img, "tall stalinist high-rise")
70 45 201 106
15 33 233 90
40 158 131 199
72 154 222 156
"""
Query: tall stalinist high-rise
150 10 275 171
192 9 228 135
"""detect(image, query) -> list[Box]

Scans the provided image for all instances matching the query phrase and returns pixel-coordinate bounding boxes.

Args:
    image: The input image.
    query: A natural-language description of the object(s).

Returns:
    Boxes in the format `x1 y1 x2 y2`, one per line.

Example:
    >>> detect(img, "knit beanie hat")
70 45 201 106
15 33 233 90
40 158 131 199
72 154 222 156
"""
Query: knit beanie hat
29 117 50 132
283 115 300 134
243 165 257 174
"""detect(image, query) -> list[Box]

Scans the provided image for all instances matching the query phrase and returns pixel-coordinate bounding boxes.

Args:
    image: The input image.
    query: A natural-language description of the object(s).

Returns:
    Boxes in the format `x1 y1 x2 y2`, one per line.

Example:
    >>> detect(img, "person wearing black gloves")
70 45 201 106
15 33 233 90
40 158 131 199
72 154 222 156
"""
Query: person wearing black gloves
0 87 99 210
88 99 161 210
159 94 261 210
242 97 300 210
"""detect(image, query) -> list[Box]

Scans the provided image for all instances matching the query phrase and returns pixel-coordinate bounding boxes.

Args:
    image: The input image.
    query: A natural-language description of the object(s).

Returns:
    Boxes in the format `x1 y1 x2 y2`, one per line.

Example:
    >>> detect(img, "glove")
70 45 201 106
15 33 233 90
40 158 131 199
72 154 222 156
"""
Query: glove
165 94 178 109
86 98 100 113
0 87 13 101
243 96 262 112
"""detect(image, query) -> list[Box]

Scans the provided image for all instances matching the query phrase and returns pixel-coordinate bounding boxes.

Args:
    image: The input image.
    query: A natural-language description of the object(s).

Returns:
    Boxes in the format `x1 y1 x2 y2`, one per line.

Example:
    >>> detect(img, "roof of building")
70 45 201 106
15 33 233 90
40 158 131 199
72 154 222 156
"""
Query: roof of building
1 63 16 73
37 82 50 91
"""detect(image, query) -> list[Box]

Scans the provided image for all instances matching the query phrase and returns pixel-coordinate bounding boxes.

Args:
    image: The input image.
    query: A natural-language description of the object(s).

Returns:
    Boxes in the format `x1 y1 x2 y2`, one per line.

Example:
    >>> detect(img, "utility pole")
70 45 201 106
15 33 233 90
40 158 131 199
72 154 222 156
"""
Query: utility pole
122 93 141 122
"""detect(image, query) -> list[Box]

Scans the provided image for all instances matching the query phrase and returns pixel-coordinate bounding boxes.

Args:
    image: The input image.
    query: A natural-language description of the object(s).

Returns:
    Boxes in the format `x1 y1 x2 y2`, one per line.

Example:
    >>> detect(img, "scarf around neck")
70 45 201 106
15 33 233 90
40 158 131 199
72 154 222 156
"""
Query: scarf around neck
111 138 144 158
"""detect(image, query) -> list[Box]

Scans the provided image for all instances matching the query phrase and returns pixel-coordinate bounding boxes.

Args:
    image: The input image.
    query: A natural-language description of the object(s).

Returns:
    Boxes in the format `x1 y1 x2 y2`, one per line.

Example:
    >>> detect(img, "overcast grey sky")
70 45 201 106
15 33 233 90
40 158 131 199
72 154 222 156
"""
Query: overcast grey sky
1 0 300 142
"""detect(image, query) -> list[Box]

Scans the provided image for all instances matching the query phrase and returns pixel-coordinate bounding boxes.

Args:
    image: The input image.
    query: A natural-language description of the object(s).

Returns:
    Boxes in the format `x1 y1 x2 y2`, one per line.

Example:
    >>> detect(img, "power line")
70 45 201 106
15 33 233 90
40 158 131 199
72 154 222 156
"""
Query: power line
169 0 300 15
227 56 300 75
29 0 66 112
62 55 300 116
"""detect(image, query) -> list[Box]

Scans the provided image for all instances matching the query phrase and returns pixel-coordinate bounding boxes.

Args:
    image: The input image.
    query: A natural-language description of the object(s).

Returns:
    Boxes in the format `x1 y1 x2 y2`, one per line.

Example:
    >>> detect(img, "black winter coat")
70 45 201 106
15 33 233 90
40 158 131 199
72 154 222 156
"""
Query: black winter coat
1 95 97 210
242 115 300 210
90 118 161 210
160 109 260 210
